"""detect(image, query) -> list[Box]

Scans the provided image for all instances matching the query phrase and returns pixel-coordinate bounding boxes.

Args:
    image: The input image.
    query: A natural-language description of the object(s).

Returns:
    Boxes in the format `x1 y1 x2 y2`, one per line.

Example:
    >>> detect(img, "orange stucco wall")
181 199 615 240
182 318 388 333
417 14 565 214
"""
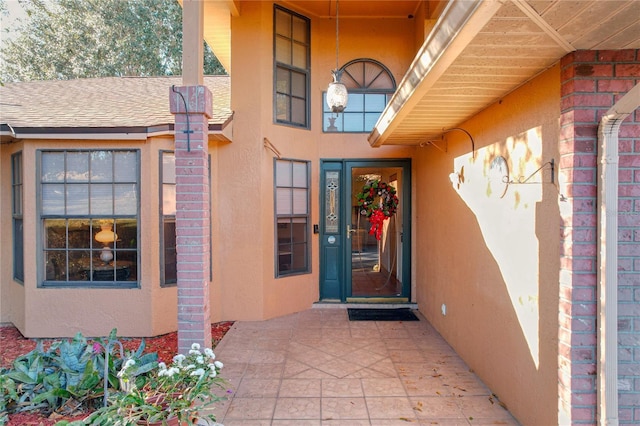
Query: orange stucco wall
414 65 561 425
0 138 189 338
0 1 421 335
217 1 417 321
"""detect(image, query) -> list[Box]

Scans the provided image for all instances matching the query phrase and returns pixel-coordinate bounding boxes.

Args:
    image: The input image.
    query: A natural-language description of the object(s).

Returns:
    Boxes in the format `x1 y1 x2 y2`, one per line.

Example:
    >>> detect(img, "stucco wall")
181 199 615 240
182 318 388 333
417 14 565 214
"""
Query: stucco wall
0 138 190 338
414 65 562 425
220 1 417 321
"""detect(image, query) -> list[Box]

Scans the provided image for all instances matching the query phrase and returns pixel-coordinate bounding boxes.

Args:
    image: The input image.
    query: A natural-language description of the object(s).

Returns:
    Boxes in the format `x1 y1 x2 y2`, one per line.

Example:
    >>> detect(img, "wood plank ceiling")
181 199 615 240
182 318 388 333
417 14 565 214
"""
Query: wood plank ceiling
370 0 640 145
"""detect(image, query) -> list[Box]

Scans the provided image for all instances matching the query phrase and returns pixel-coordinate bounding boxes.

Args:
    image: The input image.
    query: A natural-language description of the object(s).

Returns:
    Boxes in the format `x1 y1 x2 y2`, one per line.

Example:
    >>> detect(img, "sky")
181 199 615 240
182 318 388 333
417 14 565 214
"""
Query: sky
1 0 26 46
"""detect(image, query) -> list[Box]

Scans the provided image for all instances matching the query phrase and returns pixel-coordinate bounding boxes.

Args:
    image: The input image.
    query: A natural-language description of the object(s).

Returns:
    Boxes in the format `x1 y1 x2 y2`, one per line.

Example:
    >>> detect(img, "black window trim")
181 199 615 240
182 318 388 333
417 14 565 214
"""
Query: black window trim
37 149 141 289
273 4 311 129
160 150 177 287
274 157 312 278
12 151 24 284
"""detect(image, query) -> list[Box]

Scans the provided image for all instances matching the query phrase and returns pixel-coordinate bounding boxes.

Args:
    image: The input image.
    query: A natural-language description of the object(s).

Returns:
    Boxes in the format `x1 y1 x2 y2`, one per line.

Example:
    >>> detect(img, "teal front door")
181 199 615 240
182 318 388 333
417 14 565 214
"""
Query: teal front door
320 159 411 302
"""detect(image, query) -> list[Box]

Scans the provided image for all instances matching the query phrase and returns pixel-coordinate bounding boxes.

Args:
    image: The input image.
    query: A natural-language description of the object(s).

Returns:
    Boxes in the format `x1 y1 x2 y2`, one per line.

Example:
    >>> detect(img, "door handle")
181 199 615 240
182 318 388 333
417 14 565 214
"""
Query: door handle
346 224 357 239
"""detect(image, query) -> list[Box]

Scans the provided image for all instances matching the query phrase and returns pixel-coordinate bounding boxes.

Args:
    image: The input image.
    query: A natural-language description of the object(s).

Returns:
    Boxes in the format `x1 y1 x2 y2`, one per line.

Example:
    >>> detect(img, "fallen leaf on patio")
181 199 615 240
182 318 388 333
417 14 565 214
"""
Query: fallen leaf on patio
413 401 423 412
398 417 415 422
454 386 466 392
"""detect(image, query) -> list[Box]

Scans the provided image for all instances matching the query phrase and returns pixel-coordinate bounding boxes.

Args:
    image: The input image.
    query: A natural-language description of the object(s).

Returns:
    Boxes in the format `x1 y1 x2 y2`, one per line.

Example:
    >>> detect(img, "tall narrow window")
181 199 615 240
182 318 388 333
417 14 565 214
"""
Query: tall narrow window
12 152 24 283
274 5 310 128
275 159 310 277
160 151 177 286
323 59 396 133
39 150 139 287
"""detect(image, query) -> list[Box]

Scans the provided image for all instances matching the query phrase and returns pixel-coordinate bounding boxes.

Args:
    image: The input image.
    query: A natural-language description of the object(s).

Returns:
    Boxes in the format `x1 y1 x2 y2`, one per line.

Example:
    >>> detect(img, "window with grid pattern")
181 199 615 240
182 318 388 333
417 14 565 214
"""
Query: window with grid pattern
274 5 310 128
323 59 396 133
275 159 310 277
39 150 139 287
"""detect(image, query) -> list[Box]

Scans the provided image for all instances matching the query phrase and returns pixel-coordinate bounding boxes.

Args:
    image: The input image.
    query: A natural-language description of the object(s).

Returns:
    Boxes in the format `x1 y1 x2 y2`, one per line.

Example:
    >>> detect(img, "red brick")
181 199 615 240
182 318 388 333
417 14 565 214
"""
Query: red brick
619 140 633 152
620 155 640 167
598 79 636 93
572 273 597 287
572 348 595 361
573 79 597 92
565 183 597 197
571 407 595 422
598 50 638 62
572 317 595 332
572 214 598 227
571 300 598 315
574 125 597 138
573 198 596 213
573 93 615 108
572 287 596 302
619 124 640 138
619 185 640 196
573 108 597 123
570 50 598 63
616 63 640 77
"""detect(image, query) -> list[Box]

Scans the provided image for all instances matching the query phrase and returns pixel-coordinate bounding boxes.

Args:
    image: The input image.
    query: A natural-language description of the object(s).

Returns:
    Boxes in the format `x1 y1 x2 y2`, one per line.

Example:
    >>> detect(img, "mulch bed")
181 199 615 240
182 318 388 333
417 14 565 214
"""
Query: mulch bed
1 322 234 426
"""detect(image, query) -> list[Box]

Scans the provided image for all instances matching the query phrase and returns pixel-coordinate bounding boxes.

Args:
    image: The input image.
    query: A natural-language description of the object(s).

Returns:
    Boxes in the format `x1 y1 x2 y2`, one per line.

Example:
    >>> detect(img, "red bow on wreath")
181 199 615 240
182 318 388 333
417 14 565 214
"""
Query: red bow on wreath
368 209 386 240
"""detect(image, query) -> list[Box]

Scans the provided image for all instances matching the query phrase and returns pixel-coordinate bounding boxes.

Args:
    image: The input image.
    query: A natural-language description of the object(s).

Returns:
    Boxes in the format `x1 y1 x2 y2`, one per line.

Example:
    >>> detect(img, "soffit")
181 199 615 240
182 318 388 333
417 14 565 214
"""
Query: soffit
369 0 640 146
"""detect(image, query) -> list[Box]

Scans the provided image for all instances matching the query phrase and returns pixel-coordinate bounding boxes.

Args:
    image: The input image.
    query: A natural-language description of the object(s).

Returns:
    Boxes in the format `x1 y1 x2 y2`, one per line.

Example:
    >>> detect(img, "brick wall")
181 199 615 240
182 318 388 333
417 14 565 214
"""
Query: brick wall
559 50 639 425
170 85 213 354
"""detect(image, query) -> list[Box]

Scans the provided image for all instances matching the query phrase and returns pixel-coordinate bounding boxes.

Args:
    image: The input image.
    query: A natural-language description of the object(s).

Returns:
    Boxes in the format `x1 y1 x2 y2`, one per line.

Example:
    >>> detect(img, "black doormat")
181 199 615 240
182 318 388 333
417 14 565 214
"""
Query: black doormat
347 308 419 321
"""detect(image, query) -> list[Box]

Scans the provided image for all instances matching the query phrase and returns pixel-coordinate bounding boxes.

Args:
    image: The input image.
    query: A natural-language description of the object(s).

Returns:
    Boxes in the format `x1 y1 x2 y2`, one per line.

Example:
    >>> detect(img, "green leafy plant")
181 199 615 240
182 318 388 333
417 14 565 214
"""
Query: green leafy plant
0 328 155 419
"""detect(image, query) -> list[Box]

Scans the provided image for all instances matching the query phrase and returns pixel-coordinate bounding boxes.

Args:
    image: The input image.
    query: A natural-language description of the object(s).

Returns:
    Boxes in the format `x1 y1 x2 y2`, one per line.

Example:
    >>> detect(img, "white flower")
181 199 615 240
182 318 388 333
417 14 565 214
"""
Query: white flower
204 348 215 359
208 363 216 371
191 342 201 350
210 370 217 377
166 367 180 377
185 364 196 370
190 368 205 378
214 361 224 369
196 356 205 364
173 354 186 364
158 362 167 370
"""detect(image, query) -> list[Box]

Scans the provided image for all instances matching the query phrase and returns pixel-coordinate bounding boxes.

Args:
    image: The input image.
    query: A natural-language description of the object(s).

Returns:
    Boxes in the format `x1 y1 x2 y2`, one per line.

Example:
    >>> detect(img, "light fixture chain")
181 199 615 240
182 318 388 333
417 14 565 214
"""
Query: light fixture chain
335 0 339 70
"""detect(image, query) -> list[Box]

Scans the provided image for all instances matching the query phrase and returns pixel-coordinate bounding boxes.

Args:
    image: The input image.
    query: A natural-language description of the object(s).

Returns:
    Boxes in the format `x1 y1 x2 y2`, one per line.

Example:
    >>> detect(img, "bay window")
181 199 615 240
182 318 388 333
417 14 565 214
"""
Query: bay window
39 150 139 287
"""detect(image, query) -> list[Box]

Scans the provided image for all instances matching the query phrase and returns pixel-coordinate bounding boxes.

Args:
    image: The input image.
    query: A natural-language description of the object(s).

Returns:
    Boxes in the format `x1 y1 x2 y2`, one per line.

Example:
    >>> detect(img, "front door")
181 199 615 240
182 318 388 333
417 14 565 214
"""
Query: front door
320 159 411 302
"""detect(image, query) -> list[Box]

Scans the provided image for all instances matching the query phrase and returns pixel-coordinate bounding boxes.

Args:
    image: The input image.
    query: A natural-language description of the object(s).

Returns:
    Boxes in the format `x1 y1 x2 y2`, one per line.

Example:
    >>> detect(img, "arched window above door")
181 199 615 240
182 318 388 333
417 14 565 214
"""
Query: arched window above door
323 58 396 133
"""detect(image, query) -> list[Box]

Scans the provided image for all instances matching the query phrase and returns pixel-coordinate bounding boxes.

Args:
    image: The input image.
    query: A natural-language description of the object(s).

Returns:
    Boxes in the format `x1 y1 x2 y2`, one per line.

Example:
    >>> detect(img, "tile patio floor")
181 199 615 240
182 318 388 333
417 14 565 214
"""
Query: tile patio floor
209 307 520 426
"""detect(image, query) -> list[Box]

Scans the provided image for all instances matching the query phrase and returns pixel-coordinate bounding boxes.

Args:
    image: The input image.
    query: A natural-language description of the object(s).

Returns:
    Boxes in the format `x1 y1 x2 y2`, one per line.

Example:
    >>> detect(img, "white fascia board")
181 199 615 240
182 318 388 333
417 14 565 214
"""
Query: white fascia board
369 0 505 147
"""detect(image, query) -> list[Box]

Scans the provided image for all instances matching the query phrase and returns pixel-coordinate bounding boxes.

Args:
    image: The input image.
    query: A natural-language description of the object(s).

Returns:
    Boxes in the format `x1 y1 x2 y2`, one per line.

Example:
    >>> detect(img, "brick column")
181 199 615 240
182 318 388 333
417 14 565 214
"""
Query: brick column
169 85 212 353
558 50 639 425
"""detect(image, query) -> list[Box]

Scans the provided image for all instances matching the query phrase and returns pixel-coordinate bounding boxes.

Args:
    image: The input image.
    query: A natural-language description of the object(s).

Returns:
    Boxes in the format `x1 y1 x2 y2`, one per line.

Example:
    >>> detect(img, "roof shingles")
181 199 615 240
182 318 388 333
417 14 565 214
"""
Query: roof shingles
0 76 231 130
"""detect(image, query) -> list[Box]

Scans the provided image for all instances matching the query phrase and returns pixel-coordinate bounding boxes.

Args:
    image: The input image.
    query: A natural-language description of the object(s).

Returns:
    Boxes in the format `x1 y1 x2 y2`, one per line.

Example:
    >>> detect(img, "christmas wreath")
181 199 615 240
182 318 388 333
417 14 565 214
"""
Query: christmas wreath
356 180 399 240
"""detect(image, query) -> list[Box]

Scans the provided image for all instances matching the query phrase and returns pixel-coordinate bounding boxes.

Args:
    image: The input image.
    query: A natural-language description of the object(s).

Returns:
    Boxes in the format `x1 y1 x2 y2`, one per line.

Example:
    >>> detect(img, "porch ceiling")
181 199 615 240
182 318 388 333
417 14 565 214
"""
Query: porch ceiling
369 0 640 146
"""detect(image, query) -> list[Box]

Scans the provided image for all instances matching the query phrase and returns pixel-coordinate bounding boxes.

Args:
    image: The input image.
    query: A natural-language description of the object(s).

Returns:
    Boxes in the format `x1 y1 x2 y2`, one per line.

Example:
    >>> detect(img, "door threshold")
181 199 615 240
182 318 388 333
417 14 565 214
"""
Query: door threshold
346 297 409 303
314 300 417 310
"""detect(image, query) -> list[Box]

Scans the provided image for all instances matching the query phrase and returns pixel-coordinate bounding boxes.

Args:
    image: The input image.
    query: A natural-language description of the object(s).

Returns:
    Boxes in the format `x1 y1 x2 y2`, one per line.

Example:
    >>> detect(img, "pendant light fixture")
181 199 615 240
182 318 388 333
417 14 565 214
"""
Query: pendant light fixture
326 0 348 113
